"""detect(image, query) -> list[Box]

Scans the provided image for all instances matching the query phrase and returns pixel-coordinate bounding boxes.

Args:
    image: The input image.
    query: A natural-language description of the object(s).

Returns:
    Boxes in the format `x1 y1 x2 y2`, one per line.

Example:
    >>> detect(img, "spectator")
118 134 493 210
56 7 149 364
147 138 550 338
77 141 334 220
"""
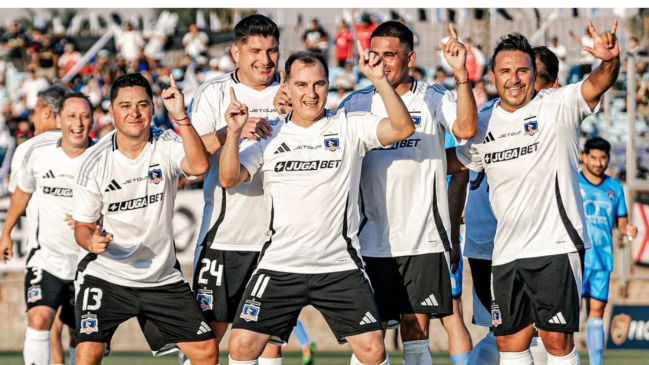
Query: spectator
464 37 486 82
333 60 356 88
628 36 647 57
432 67 449 89
13 119 33 146
2 21 29 71
116 21 144 68
301 18 329 58
353 11 378 51
334 20 353 67
183 23 209 60
57 43 82 79
20 65 50 110
203 58 225 81
33 34 57 81
569 27 596 82
548 36 568 86
0 117 15 197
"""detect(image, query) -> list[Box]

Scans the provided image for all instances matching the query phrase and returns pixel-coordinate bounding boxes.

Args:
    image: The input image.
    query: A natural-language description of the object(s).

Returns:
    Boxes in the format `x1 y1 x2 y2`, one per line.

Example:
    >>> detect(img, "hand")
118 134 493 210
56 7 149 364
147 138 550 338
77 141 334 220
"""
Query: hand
0 234 14 263
161 75 187 121
626 223 638 240
450 244 460 274
65 214 75 231
439 24 468 77
582 19 619 62
225 87 249 134
241 117 272 141
273 71 292 115
356 40 385 83
89 225 113 255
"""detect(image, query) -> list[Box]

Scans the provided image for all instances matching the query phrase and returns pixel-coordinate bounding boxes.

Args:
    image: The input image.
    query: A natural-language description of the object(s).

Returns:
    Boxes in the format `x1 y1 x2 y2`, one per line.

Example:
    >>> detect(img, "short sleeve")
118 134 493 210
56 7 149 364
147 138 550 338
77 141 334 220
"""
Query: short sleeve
456 141 483 172
73 159 102 224
158 130 186 178
8 145 26 193
189 84 224 136
426 86 465 146
239 139 265 180
16 151 37 193
616 183 628 218
546 81 600 129
345 111 385 155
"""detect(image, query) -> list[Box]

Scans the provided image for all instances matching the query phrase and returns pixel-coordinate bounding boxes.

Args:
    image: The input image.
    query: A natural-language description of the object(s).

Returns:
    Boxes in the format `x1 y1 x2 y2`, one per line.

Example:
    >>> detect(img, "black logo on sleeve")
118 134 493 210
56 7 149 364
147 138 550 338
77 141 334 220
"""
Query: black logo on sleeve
108 193 164 212
484 142 539 165
274 160 341 172
42 186 73 197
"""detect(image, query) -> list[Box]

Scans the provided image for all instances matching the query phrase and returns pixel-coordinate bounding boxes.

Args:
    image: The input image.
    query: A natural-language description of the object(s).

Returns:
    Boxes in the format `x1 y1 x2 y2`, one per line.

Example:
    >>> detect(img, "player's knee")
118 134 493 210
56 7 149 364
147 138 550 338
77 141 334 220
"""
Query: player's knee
400 315 428 341
228 330 265 360
540 331 574 356
352 334 386 364
261 343 282 358
75 342 106 365
27 307 55 330
185 339 218 365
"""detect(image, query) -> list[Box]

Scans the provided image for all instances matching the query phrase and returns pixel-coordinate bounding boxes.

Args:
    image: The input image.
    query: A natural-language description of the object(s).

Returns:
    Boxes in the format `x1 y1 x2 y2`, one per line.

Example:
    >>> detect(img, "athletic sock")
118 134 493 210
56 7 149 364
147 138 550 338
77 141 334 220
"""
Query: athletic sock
24 327 50 365
293 320 310 347
547 347 580 365
351 354 390 365
467 332 499 365
258 357 283 365
499 349 534 365
530 337 548 365
403 339 432 365
68 345 76 365
229 356 258 365
586 318 604 365
450 351 471 365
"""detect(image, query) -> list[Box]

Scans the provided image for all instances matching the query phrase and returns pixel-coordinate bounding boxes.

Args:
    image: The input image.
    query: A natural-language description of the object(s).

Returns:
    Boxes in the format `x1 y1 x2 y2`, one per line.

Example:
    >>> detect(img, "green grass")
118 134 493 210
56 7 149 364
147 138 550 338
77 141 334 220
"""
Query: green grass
1 350 648 364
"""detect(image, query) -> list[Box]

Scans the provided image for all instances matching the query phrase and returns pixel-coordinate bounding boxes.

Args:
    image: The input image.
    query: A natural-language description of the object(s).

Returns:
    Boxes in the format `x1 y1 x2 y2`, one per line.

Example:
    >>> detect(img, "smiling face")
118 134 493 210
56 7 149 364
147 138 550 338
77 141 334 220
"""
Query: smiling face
370 36 415 93
491 50 536 112
583 149 609 178
232 35 279 90
58 97 92 149
287 60 328 125
109 86 153 138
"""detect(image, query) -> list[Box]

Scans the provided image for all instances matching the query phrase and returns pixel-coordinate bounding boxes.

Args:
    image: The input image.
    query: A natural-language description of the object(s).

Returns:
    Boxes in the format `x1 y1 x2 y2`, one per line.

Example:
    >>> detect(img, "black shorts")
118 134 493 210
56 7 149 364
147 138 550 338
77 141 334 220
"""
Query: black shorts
491 252 583 336
232 269 382 345
192 248 260 323
363 252 453 322
75 275 214 346
25 266 76 328
468 258 492 327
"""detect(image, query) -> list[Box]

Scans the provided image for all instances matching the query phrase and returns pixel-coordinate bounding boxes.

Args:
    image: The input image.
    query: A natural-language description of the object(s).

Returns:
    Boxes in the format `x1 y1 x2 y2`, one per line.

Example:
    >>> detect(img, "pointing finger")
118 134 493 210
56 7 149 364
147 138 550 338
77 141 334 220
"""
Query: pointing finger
611 18 618 34
169 74 177 89
356 40 365 61
280 71 286 86
230 87 238 103
449 23 458 40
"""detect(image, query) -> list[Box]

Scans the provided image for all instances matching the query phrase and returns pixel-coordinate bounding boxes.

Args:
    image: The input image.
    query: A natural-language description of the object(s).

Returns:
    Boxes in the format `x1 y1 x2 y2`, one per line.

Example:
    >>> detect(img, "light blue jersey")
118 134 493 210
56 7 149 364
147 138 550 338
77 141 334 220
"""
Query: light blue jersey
579 172 627 272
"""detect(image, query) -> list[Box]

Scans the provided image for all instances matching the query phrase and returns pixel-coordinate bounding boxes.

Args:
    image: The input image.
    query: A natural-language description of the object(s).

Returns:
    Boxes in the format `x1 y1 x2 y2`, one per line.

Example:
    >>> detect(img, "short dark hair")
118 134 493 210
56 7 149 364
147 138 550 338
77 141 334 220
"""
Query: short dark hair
533 46 559 89
110 73 153 104
234 14 280 45
38 85 70 116
371 21 414 52
491 33 535 72
59 92 93 120
584 137 611 157
285 51 329 81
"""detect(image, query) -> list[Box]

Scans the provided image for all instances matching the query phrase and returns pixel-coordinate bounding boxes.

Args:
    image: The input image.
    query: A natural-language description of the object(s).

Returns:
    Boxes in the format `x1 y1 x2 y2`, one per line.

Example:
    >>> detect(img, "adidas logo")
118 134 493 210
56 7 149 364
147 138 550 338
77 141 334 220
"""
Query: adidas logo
104 179 122 192
359 311 377 325
421 294 439 306
482 132 496 144
196 321 211 335
42 170 55 179
549 312 567 325
274 142 291 154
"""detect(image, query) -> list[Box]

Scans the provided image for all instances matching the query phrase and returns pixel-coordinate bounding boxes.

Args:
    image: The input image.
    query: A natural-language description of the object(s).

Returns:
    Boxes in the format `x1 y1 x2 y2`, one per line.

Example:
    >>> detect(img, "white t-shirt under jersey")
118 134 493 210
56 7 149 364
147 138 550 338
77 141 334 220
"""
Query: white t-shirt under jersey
457 82 595 266
239 109 385 274
18 137 92 281
338 80 459 257
73 128 187 287
189 70 280 252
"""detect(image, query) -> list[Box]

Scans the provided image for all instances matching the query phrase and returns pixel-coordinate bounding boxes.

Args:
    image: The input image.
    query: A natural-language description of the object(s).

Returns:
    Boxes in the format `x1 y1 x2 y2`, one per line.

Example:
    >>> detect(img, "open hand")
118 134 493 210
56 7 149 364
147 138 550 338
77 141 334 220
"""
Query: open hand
582 19 619 62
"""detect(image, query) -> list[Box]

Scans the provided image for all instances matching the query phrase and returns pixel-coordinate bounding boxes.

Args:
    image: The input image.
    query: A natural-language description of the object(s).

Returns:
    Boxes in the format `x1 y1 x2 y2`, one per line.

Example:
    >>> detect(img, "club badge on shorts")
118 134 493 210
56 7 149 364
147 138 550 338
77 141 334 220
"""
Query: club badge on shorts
240 300 261 322
27 285 42 303
491 304 502 327
197 289 213 311
80 314 99 334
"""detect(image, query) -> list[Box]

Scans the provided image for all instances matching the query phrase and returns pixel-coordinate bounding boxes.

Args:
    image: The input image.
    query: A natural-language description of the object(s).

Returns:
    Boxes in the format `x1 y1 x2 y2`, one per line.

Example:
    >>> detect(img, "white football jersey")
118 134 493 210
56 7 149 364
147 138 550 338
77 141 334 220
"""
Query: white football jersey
239 109 385 274
189 70 280 252
457 82 595 266
463 170 497 260
74 128 187 287
17 137 92 281
338 80 459 257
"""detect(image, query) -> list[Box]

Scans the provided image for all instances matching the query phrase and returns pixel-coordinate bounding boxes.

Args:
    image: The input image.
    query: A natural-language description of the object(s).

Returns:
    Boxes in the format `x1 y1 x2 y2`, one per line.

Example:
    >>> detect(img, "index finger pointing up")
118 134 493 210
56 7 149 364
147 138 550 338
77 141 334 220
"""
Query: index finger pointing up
230 87 238 103
587 20 599 39
611 19 618 34
280 71 286 87
449 23 458 40
356 40 365 61
169 74 177 89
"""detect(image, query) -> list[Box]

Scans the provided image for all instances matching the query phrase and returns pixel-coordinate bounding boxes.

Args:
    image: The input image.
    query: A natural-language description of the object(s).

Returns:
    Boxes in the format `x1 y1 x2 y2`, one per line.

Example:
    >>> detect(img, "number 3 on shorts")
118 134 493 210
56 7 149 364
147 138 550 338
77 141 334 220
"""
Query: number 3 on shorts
82 288 103 310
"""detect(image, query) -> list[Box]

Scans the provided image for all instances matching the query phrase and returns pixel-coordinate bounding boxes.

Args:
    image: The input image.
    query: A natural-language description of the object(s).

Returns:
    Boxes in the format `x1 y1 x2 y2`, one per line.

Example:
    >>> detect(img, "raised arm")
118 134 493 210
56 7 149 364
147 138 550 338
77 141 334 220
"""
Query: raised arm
356 40 414 145
219 87 251 188
581 20 620 110
440 24 478 139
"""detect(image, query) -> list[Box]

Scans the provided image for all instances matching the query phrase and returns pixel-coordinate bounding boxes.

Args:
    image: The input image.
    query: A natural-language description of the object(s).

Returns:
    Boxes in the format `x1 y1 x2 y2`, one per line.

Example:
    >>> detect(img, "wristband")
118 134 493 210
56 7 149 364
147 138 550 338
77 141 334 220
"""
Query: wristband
454 75 470 85
174 114 191 126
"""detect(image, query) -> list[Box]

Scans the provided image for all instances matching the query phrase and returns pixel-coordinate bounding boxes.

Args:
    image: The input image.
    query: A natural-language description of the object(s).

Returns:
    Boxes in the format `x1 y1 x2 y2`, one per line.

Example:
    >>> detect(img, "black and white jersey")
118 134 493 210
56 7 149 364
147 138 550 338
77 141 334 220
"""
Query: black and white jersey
463 170 496 260
338 80 459 257
73 128 187 287
17 137 92 281
238 108 385 274
457 82 595 266
189 70 280 252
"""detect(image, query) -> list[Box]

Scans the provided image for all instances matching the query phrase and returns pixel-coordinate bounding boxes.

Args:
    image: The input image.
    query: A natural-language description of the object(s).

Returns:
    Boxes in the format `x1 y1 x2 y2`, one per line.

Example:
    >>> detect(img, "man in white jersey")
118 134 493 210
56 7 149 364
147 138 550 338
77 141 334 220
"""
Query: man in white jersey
338 21 477 365
187 14 290 364
72 73 214 365
448 21 620 365
220 47 413 365
0 92 93 365
464 46 561 365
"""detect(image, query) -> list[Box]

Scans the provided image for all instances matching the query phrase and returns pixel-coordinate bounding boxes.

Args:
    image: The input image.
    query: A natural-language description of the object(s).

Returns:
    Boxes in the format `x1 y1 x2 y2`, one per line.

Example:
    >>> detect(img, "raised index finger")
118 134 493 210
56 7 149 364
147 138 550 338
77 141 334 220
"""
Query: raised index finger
280 71 286 86
169 74 177 89
611 19 618 34
356 40 365 61
587 20 599 39
449 23 458 40
230 87 238 103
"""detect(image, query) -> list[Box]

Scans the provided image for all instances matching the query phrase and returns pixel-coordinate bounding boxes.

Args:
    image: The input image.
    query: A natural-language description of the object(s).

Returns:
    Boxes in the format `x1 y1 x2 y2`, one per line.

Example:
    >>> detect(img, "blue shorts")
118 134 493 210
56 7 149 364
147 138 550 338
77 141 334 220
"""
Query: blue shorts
450 245 463 299
582 269 610 302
